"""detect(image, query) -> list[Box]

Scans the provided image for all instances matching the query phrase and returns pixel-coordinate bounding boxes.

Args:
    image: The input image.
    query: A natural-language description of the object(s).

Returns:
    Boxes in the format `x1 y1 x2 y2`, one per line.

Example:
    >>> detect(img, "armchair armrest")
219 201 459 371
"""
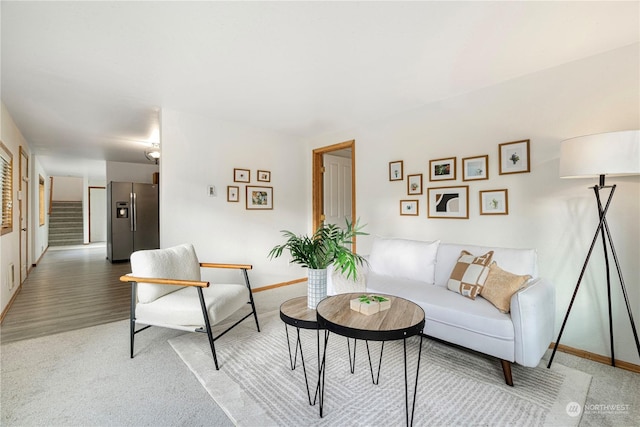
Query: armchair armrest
511 277 555 367
200 263 252 270
119 275 209 288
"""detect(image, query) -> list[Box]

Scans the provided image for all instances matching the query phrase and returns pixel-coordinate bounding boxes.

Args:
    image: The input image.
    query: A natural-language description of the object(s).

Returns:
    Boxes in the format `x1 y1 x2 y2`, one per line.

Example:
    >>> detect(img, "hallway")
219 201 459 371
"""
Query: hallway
1 245 131 344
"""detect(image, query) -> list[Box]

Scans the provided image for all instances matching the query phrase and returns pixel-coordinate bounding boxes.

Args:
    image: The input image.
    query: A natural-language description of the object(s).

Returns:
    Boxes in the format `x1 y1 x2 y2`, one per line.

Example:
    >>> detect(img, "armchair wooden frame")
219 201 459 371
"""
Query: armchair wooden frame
120 263 260 370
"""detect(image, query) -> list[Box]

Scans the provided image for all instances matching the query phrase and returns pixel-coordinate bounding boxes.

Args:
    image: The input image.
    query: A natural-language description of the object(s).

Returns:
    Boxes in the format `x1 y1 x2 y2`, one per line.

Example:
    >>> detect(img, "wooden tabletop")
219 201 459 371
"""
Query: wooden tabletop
316 293 425 341
280 296 319 329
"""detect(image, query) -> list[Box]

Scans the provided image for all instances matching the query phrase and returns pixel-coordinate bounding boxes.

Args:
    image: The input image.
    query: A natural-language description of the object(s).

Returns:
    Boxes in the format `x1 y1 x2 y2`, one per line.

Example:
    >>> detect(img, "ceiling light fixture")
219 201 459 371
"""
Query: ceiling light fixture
145 143 160 163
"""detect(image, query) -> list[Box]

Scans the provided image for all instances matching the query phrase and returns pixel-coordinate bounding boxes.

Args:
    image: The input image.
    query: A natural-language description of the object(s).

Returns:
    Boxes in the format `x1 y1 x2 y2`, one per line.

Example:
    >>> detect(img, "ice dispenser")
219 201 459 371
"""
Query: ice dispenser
116 202 129 219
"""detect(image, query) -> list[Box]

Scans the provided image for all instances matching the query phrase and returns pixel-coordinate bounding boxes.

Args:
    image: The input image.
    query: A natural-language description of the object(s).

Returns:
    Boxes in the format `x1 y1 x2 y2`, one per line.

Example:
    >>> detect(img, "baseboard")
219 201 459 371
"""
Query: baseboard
32 245 49 267
551 342 640 374
253 278 306 293
0 282 23 324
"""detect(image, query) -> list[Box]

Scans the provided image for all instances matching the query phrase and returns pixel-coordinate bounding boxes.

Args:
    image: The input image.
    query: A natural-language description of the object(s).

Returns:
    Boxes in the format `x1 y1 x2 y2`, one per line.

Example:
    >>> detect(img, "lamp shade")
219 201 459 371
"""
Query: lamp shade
559 130 640 178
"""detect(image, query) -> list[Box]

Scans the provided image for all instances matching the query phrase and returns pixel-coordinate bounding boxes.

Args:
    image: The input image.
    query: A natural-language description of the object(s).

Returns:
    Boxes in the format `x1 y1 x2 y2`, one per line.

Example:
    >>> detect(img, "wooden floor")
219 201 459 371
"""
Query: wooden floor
0 244 131 344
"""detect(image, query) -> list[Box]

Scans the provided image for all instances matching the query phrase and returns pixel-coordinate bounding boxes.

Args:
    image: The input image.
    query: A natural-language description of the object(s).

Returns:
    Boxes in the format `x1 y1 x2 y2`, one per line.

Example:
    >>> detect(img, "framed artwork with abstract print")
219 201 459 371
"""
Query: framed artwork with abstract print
429 157 456 181
499 139 530 175
480 189 509 215
427 185 469 219
462 155 489 181
400 200 419 216
246 186 273 210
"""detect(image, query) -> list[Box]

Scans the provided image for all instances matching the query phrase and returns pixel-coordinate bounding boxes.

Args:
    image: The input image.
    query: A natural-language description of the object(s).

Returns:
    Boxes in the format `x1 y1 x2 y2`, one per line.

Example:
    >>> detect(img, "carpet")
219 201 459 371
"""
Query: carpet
169 311 591 426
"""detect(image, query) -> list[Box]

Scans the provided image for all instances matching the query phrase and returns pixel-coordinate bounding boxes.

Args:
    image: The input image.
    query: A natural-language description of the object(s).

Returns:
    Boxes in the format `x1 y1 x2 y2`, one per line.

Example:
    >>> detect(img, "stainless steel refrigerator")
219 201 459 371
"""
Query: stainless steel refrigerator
107 182 159 262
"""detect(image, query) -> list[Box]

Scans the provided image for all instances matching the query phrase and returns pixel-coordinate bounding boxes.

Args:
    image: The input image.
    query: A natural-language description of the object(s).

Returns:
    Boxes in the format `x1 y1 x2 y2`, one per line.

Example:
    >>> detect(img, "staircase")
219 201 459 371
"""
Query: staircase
49 201 84 246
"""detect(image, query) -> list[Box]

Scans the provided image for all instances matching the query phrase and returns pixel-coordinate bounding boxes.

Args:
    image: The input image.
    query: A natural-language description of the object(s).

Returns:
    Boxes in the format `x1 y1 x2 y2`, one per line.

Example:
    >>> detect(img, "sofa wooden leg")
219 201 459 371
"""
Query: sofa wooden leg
501 360 514 386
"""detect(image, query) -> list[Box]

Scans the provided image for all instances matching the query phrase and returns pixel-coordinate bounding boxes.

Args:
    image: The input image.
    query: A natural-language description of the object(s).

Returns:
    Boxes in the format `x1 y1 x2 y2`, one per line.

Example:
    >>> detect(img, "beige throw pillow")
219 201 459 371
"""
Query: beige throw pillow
447 250 494 300
481 262 532 313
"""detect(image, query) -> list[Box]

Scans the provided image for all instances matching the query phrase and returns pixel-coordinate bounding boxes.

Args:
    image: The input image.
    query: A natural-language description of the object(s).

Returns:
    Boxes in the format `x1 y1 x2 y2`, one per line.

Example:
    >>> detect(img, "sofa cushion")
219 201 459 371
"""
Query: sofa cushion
446 250 493 299
368 237 440 284
435 243 538 288
481 262 531 313
366 273 515 341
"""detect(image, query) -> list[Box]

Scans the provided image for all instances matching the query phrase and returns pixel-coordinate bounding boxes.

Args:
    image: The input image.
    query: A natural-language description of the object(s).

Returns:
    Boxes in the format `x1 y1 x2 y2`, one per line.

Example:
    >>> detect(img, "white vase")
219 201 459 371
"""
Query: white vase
307 268 328 309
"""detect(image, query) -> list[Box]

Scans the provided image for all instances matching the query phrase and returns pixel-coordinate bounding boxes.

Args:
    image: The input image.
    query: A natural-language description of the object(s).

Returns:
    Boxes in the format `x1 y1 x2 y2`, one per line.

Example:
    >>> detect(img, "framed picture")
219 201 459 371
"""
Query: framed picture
246 186 273 210
400 200 419 216
227 186 239 202
427 186 469 219
257 170 271 182
480 189 509 215
389 160 404 181
462 155 489 181
234 168 250 183
499 139 530 175
429 157 456 181
407 173 423 195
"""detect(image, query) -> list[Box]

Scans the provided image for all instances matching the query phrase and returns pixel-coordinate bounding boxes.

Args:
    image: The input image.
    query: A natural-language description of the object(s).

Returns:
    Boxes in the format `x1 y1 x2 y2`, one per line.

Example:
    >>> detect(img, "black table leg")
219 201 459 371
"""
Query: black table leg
404 334 423 427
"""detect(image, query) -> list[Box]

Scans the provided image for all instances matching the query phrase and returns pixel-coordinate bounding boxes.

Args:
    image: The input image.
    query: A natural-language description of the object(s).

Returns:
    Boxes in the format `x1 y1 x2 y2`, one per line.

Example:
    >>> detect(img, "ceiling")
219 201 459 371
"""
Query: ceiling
2 1 639 180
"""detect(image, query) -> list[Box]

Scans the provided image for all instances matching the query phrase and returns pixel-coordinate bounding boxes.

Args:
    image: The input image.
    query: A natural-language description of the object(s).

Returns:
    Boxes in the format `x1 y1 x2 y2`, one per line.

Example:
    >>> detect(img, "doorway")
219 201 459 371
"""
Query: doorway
312 140 356 249
88 186 106 242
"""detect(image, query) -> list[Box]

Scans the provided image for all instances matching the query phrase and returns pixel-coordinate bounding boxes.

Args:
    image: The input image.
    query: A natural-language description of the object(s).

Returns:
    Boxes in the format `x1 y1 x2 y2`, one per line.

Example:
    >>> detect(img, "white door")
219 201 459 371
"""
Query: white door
89 187 107 242
323 154 352 227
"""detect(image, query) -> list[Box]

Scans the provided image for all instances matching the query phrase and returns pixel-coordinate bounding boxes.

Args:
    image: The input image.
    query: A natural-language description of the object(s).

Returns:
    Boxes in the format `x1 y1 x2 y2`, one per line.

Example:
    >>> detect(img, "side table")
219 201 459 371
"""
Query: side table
316 293 425 426
279 296 324 406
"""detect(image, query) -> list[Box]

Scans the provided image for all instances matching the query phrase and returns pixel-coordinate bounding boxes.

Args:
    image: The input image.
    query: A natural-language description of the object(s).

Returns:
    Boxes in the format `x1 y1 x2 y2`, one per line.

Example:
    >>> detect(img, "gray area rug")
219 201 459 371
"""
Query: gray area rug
169 311 592 426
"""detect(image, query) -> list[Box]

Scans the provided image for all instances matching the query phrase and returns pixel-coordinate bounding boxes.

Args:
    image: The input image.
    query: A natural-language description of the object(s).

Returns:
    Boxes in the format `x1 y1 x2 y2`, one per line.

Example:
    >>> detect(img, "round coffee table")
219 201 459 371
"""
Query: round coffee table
316 293 425 426
279 296 322 406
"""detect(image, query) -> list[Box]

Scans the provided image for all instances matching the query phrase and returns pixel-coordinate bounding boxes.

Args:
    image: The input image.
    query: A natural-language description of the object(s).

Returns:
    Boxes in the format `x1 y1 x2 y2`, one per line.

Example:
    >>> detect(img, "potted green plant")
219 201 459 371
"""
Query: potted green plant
268 218 368 308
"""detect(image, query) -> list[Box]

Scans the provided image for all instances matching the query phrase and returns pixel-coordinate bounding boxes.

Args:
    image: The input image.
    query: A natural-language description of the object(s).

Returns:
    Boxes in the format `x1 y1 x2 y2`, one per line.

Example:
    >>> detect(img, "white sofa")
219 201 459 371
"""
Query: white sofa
327 237 555 386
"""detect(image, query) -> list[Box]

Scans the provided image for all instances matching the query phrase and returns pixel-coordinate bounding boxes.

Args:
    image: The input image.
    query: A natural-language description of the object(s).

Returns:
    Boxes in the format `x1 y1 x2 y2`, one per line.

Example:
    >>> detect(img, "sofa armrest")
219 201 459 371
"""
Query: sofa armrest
511 277 556 367
327 260 368 295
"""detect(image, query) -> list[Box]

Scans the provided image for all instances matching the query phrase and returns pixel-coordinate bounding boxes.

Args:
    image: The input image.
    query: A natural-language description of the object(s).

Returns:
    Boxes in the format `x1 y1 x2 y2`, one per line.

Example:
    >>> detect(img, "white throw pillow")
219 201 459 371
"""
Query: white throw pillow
368 237 440 284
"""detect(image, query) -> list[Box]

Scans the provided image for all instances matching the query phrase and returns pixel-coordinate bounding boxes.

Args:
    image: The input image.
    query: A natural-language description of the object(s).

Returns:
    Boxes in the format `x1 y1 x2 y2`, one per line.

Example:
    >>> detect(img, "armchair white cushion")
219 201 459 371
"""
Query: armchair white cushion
121 243 260 370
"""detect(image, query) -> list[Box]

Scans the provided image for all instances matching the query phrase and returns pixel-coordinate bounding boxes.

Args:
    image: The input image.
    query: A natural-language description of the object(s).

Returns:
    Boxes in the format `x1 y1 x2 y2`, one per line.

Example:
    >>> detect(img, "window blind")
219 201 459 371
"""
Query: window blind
1 142 13 234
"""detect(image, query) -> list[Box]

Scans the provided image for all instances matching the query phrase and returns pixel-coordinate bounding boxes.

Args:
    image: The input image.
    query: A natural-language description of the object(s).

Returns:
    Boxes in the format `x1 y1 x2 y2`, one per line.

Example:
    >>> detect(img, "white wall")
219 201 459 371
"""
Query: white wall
106 161 158 184
51 176 83 201
306 44 640 364
160 109 308 288
0 103 30 315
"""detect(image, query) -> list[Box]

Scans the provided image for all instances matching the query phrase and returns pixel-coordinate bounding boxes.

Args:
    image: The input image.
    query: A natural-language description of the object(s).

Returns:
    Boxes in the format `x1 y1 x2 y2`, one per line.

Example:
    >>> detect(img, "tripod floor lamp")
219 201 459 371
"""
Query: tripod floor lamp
548 130 640 369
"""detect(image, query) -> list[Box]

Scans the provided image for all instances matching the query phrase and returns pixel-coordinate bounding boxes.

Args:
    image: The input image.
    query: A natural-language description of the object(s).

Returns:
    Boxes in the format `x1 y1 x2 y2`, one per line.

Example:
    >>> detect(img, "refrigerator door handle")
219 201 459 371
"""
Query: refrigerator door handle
132 192 137 232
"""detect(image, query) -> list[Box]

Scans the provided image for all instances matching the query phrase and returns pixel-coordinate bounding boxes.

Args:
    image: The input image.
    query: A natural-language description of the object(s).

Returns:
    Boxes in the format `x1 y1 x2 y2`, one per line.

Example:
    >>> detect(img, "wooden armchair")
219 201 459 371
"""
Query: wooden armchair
119 243 260 370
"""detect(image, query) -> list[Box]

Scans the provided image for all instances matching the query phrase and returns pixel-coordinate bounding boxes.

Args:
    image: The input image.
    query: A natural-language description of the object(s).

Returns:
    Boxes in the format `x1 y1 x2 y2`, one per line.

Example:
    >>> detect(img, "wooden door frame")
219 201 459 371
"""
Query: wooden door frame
312 139 356 250
19 146 29 284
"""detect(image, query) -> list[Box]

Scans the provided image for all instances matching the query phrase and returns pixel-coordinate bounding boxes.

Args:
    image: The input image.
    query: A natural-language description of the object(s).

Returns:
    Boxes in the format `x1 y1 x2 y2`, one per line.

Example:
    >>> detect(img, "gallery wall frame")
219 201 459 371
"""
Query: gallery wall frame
407 173 423 195
400 200 419 216
389 160 404 181
257 170 271 182
427 185 469 219
227 186 239 202
462 155 489 181
246 185 273 210
234 168 250 183
479 189 509 215
499 139 530 175
429 157 456 181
